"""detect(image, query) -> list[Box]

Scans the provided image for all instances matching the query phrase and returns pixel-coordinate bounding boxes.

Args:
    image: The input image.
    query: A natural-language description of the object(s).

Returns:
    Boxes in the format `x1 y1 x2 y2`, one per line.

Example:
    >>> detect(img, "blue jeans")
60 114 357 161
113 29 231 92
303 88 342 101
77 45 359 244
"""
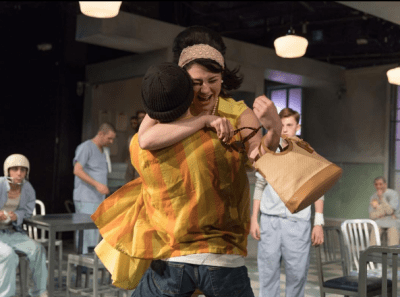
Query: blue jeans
131 261 254 297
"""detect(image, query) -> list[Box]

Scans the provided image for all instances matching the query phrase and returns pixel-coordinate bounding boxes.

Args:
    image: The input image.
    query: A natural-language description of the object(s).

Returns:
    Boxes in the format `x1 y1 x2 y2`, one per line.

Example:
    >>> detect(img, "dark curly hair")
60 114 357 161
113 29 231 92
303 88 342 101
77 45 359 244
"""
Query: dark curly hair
172 26 243 98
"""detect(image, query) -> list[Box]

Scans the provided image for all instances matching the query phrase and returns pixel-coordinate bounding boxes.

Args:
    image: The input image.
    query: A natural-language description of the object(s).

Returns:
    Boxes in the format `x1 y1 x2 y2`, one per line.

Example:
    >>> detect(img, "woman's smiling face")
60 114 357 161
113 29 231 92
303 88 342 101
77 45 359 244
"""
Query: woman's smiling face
186 63 222 115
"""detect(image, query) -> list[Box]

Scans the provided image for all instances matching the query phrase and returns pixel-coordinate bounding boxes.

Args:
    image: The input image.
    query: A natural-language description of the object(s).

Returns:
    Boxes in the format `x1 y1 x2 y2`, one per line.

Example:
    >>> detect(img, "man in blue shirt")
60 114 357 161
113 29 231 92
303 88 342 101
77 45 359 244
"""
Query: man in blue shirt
250 108 324 297
73 122 116 253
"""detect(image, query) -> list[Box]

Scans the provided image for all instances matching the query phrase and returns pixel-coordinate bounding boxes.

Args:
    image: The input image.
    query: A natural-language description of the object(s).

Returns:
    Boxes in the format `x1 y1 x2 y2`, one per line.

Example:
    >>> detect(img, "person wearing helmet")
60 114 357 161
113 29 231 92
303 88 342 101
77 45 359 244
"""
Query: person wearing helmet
0 154 48 297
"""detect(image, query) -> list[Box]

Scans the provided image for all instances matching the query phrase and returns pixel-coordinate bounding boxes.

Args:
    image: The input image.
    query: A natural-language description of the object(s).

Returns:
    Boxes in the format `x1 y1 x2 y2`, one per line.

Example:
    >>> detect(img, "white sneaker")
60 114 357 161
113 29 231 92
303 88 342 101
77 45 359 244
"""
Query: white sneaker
39 291 48 297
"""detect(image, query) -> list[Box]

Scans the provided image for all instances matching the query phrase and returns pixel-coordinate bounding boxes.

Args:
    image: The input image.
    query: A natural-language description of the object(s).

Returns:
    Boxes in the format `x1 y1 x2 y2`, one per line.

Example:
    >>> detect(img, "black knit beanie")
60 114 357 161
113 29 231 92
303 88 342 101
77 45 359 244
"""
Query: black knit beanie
141 62 194 123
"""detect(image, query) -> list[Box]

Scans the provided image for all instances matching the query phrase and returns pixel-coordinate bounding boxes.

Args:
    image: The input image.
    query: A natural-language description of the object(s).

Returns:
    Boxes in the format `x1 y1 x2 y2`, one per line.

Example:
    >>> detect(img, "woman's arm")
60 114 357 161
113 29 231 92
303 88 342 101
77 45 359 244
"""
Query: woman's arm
138 114 234 150
237 109 263 162
237 106 281 163
252 95 282 152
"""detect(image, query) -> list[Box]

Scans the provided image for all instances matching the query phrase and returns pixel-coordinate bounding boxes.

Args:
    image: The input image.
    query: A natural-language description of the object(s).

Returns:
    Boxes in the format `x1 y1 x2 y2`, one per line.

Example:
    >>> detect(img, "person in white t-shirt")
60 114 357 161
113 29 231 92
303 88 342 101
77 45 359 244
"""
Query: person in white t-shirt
250 107 325 297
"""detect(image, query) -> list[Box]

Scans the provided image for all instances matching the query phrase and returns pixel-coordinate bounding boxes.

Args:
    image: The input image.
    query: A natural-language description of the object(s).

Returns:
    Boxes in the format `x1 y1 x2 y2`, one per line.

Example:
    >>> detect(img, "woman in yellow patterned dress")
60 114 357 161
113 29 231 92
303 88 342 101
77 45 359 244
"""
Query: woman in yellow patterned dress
92 26 282 296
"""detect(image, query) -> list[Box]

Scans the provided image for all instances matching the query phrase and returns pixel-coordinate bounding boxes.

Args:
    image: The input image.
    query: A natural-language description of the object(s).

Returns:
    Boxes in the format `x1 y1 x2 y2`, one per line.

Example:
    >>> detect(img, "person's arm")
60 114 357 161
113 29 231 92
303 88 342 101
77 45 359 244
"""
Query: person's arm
311 198 324 246
138 114 234 150
236 109 263 162
73 162 109 195
250 175 267 240
386 190 400 216
252 95 282 153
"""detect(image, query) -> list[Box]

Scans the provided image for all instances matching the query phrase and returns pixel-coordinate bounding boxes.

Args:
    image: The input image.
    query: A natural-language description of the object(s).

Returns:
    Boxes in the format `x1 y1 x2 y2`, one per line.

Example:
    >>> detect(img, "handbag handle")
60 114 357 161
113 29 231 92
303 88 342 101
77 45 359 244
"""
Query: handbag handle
257 134 294 157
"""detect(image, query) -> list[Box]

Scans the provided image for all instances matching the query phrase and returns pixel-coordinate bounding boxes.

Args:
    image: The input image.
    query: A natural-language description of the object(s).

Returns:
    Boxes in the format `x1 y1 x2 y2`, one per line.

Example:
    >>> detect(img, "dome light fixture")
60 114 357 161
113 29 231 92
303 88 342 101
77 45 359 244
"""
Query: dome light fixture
79 1 122 18
387 66 400 85
274 28 309 58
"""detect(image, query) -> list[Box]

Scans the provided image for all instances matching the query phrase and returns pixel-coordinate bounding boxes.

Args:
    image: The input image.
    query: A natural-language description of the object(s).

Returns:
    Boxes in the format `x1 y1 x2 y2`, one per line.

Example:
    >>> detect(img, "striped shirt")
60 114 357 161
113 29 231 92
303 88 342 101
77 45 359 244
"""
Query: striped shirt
92 97 250 289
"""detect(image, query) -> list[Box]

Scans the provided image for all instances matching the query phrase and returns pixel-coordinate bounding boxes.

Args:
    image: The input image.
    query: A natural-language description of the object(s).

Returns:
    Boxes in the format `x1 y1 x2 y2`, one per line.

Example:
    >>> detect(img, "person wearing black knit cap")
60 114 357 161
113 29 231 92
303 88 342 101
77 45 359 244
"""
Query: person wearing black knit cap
93 62 255 296
141 62 194 123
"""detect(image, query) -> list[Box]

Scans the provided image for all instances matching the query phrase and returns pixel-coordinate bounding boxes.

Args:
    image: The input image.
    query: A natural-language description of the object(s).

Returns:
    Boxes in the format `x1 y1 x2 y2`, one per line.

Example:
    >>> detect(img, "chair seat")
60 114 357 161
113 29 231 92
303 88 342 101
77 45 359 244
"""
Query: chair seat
349 268 400 280
324 275 392 292
35 238 63 246
68 253 106 269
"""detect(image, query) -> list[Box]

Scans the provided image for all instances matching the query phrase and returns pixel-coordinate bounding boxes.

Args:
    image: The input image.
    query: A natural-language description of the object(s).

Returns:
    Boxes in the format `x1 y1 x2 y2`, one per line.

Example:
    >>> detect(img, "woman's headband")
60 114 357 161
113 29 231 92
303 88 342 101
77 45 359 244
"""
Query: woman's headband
178 44 225 69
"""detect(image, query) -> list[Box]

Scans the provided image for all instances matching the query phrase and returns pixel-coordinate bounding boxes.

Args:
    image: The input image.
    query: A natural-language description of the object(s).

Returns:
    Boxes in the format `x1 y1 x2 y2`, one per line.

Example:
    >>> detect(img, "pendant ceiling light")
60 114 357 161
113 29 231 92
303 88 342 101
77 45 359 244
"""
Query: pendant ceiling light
274 28 309 58
387 66 400 85
79 1 122 18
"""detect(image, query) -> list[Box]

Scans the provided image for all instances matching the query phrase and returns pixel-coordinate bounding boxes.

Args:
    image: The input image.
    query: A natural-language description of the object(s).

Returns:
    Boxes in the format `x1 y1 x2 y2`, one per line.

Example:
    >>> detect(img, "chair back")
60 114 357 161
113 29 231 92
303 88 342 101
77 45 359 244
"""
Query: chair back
358 245 399 296
28 200 46 240
315 226 348 288
341 219 380 272
64 199 75 213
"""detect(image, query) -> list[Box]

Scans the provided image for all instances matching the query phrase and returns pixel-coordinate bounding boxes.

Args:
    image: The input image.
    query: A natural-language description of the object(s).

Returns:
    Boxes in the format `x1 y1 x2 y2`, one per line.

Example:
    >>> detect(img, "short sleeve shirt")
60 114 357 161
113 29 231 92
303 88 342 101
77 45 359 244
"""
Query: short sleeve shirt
73 140 108 203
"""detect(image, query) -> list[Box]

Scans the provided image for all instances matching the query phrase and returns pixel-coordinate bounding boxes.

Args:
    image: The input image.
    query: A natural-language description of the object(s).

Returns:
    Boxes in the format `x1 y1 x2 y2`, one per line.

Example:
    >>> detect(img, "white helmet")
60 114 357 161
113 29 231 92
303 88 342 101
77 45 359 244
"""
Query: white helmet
4 154 30 181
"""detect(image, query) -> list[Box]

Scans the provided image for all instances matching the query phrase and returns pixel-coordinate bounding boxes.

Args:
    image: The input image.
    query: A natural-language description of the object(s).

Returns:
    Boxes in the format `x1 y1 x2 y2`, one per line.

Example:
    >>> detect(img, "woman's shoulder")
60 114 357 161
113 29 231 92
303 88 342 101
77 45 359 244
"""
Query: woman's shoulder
218 97 249 119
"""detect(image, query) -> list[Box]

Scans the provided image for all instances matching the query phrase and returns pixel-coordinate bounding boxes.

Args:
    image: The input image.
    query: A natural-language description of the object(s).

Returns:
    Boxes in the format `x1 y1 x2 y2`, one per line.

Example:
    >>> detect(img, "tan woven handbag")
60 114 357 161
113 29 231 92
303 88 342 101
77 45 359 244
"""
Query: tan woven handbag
254 135 342 214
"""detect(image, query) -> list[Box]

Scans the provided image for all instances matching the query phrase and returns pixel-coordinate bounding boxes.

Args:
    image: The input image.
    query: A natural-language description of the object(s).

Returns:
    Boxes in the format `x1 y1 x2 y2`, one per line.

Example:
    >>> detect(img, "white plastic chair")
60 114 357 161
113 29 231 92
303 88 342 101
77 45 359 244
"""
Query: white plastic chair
341 219 381 274
28 200 63 288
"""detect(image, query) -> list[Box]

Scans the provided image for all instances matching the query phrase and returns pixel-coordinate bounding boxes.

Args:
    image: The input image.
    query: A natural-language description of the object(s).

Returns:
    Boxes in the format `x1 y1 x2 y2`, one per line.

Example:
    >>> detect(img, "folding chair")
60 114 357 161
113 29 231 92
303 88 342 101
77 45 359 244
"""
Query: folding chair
27 199 63 288
316 225 390 296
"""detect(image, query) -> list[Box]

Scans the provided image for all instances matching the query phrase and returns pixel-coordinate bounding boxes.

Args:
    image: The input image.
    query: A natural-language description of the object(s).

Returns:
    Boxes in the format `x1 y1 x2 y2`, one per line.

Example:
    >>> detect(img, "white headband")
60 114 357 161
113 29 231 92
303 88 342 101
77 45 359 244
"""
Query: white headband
178 44 225 69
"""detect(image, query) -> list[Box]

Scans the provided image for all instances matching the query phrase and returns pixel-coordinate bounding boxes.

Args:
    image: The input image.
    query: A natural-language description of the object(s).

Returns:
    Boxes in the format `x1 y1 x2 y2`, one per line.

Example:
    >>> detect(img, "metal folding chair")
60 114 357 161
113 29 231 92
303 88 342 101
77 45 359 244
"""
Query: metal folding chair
315 225 390 296
66 234 129 297
359 246 398 296
27 199 64 288
16 250 29 297
341 219 381 273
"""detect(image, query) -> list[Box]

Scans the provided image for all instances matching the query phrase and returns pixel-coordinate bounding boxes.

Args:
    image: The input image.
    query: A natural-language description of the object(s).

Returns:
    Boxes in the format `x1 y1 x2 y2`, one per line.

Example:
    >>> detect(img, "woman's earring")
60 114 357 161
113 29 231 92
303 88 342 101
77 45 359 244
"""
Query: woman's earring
221 80 224 83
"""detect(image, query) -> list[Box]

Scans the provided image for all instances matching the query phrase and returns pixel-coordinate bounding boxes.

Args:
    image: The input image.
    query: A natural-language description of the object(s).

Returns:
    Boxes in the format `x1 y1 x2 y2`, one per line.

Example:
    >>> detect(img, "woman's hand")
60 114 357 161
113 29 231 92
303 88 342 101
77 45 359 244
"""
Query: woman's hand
8 211 17 221
0 210 7 221
253 95 281 132
250 217 261 240
204 115 234 142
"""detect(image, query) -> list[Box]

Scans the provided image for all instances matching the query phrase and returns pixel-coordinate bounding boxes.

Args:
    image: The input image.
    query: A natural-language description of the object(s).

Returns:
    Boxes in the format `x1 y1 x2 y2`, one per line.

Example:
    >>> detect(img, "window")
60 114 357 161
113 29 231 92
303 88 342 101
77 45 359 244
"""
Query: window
266 86 303 137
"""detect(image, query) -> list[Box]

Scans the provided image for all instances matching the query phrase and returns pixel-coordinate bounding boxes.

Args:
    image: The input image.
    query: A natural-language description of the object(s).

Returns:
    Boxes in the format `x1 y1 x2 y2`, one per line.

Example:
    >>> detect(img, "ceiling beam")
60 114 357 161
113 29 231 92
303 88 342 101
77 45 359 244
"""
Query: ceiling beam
337 1 400 25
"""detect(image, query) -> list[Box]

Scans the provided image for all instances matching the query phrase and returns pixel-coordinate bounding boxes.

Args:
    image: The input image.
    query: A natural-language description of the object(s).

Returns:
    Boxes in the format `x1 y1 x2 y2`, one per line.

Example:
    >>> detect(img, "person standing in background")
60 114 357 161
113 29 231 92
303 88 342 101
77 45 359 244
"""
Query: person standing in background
129 116 139 135
250 108 325 297
125 116 140 183
136 110 146 129
73 122 116 253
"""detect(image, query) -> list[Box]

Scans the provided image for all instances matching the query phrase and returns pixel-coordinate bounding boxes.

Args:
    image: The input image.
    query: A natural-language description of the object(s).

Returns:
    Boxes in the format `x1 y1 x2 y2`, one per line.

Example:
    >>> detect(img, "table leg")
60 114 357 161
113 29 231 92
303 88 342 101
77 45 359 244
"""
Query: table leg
75 230 84 287
48 229 56 296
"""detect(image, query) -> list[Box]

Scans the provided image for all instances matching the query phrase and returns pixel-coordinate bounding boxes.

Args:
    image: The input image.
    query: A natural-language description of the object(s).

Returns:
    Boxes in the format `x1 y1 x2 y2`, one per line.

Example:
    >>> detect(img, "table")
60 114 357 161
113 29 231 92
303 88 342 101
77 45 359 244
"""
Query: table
358 245 400 296
23 213 97 296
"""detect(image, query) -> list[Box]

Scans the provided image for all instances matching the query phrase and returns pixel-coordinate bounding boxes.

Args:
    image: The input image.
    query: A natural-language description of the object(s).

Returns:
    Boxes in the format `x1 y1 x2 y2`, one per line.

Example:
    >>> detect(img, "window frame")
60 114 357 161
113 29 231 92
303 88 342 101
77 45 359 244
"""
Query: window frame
266 85 304 138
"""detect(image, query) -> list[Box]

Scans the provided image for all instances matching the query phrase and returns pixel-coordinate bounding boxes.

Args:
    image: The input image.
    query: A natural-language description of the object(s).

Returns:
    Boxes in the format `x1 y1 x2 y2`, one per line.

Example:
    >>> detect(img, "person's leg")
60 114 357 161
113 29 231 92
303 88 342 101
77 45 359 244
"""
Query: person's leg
387 226 399 246
11 231 48 297
0 233 18 297
74 201 101 253
281 219 311 297
257 215 282 297
198 265 254 297
131 261 196 297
